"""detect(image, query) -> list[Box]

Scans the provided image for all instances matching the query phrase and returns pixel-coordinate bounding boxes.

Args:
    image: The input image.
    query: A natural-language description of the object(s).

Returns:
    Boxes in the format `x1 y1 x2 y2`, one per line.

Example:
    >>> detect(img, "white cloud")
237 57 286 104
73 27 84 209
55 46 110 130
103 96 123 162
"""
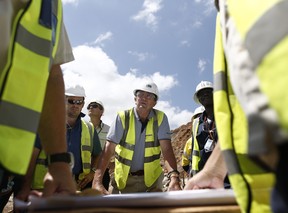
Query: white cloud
192 20 202 28
180 40 191 47
197 58 207 73
131 0 163 31
92 32 113 47
62 45 191 129
62 0 79 6
194 0 216 16
203 0 216 15
128 51 150 61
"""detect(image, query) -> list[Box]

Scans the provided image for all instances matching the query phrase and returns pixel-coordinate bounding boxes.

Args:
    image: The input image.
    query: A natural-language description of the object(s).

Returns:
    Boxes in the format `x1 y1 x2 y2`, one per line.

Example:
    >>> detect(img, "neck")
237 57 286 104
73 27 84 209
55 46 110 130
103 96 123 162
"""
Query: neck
67 116 77 128
90 116 101 128
205 105 214 120
136 108 150 122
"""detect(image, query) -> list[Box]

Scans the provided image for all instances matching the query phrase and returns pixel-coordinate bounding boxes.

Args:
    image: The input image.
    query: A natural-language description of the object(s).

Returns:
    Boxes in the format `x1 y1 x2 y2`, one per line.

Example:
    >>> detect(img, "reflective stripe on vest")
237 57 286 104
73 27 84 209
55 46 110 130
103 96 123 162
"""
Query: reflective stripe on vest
114 108 164 190
78 119 94 180
191 118 200 176
0 0 62 175
221 0 288 152
214 12 275 213
32 150 47 189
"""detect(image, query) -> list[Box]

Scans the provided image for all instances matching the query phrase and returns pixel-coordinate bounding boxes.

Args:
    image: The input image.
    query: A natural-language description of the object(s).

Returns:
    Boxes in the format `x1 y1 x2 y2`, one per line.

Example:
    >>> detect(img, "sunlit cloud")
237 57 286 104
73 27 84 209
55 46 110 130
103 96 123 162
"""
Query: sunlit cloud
62 45 191 129
194 0 216 15
198 58 207 73
131 0 163 31
91 31 113 47
192 20 202 28
128 51 151 61
62 0 79 6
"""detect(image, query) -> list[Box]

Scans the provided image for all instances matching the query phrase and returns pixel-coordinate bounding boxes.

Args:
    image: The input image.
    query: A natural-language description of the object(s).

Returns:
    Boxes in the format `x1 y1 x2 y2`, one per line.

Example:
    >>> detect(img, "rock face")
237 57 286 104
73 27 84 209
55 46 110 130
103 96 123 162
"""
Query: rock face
161 121 192 178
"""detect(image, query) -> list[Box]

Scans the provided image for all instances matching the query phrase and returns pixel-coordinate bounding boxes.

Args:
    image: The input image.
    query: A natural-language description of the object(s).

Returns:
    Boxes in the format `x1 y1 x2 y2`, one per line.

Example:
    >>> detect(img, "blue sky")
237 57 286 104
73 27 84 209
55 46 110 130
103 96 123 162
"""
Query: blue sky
61 0 217 129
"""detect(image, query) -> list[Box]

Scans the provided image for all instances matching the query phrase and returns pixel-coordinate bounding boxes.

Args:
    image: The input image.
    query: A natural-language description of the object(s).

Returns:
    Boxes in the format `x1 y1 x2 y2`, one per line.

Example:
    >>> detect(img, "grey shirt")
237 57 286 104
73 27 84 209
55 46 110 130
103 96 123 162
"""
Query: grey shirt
107 107 171 172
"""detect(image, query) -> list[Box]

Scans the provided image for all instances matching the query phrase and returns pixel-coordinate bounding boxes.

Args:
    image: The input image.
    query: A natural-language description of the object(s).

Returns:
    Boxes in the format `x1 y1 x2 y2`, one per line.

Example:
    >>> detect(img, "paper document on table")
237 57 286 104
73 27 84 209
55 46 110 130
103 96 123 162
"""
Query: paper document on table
17 189 237 211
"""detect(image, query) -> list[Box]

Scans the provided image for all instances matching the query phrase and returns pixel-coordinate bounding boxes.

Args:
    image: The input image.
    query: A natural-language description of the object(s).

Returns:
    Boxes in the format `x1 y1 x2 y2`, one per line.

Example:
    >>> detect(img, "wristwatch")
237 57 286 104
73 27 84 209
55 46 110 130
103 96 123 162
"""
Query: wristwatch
47 152 74 169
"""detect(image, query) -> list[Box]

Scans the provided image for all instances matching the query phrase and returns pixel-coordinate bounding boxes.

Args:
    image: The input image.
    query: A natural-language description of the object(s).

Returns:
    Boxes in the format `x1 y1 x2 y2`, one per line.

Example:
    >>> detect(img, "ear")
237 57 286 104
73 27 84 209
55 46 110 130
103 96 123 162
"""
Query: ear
81 101 85 109
134 97 137 102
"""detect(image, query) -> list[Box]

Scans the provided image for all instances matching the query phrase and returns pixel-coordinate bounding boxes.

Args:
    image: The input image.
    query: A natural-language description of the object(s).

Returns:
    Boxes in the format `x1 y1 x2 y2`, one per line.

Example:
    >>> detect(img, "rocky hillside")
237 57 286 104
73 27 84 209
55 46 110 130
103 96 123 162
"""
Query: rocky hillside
161 121 192 178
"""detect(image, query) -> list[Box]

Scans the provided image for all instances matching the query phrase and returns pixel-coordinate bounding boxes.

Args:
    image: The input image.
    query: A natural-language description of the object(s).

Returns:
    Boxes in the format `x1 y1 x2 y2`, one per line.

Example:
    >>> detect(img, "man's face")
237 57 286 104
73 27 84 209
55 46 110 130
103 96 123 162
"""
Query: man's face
87 102 104 117
66 96 84 118
197 88 213 107
134 90 156 111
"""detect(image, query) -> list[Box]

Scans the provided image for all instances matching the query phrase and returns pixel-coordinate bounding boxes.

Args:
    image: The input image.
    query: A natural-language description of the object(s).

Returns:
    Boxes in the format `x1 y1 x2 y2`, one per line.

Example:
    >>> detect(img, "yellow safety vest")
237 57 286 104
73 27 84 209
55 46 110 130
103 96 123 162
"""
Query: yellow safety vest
114 108 164 190
0 0 62 175
213 13 275 213
32 119 94 189
79 120 94 181
181 137 192 168
182 115 203 176
222 0 288 150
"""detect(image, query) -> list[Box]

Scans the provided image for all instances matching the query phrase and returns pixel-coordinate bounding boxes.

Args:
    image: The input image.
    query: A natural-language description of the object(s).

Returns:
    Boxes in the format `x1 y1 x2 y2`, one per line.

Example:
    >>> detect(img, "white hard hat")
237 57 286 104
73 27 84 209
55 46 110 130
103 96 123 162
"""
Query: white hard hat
193 106 205 118
193 81 213 103
133 82 159 100
87 100 104 110
65 84 86 97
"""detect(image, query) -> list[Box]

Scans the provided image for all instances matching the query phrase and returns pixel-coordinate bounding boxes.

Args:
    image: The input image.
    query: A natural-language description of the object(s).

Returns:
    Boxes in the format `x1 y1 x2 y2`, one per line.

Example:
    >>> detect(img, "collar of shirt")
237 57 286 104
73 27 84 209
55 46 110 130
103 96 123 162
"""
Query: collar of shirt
133 107 155 121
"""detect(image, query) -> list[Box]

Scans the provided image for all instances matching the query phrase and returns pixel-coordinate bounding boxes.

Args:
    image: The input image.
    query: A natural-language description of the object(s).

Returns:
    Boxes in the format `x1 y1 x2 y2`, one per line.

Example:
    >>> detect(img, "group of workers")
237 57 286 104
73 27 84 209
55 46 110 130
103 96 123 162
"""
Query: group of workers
0 0 287 213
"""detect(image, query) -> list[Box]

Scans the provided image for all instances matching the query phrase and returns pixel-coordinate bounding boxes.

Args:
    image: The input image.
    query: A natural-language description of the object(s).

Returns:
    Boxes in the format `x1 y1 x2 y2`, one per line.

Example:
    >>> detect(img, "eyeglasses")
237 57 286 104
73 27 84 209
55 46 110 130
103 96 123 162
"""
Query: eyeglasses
136 91 156 100
67 99 84 105
87 103 103 110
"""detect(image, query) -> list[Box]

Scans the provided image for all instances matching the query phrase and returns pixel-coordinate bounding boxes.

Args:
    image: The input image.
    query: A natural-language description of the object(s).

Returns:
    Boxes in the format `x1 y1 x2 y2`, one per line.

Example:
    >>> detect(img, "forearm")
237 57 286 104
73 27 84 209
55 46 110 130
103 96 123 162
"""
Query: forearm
203 142 227 179
160 140 178 171
38 64 67 154
90 155 99 170
93 141 115 183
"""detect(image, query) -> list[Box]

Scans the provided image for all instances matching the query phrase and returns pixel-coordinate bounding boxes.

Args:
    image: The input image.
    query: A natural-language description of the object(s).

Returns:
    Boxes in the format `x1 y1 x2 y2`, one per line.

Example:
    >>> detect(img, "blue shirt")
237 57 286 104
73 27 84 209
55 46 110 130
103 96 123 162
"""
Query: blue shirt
107 107 171 172
35 113 102 175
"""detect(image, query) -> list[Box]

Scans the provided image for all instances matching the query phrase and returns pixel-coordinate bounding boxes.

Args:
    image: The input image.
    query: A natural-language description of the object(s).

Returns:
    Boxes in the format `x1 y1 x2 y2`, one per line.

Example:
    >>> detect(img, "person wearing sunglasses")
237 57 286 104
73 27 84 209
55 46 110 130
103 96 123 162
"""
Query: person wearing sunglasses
92 82 181 194
87 100 111 191
16 84 102 198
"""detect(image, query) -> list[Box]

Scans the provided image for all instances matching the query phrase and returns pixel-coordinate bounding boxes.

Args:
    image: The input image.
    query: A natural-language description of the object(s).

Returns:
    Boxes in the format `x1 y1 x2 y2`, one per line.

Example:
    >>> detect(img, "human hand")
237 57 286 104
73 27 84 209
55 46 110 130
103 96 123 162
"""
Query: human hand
184 170 224 190
77 172 94 190
92 179 110 195
167 176 182 191
15 187 32 202
42 162 76 197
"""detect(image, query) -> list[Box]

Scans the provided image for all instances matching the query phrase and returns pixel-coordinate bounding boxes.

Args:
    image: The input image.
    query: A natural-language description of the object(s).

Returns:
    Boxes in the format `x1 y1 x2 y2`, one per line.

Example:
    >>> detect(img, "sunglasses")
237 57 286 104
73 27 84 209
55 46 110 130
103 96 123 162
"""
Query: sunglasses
67 99 84 105
136 91 156 100
87 103 103 110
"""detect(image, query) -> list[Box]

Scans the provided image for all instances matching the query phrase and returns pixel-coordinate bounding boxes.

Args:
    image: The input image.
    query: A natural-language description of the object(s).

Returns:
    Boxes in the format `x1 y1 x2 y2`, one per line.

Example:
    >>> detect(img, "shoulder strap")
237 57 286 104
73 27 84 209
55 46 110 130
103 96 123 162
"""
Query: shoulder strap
84 120 94 150
190 117 200 160
120 110 130 146
152 109 159 146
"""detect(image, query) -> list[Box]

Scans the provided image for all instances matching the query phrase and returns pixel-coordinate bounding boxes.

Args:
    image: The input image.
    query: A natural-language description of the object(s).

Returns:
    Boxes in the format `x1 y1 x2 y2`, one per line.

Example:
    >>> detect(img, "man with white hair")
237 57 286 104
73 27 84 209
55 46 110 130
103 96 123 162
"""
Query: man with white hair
93 82 181 194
